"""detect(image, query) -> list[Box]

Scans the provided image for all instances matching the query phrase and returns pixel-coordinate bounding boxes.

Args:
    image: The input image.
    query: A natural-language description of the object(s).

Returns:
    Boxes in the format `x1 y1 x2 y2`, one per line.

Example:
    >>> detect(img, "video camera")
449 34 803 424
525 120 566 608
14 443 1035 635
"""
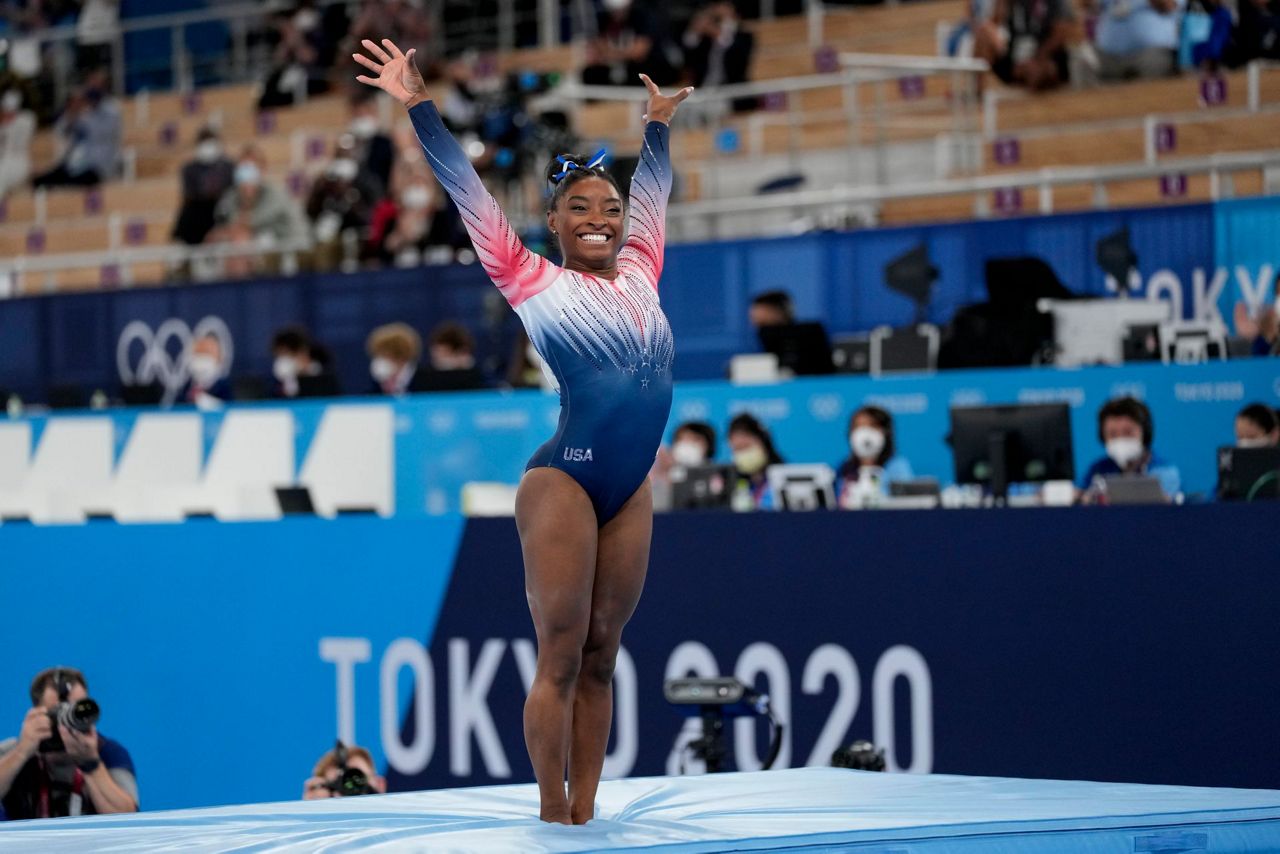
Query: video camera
324 741 375 797
38 672 100 754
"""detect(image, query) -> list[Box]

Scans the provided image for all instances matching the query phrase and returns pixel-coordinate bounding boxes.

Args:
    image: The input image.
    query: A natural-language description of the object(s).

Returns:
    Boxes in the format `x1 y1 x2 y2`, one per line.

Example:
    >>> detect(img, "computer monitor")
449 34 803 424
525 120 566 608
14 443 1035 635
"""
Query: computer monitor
757 323 834 376
670 464 736 511
1217 446 1280 501
950 403 1075 502
766 464 836 511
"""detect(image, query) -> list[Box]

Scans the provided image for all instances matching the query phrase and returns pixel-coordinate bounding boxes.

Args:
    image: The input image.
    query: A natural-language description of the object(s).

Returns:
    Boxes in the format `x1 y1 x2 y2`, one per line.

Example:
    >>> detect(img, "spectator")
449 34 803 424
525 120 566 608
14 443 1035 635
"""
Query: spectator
974 0 1080 90
367 322 422 396
365 174 457 267
208 145 310 277
415 321 487 391
347 93 395 193
835 406 915 507
682 1 756 111
1235 0 1280 62
1235 402 1280 447
583 0 681 88
171 127 235 246
1185 0 1236 69
271 326 340 398
180 334 233 408
32 80 121 187
258 3 330 109
75 0 119 76
302 742 385 799
1232 272 1279 356
1090 0 1185 80
728 412 785 509
1080 396 1181 498
748 290 795 329
671 421 718 467
306 138 381 271
0 89 35 196
0 667 138 820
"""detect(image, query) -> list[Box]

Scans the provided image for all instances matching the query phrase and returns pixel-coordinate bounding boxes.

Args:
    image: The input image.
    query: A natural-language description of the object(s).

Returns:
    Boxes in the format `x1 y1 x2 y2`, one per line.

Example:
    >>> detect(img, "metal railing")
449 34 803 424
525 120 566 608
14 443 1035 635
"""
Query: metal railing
664 148 1280 238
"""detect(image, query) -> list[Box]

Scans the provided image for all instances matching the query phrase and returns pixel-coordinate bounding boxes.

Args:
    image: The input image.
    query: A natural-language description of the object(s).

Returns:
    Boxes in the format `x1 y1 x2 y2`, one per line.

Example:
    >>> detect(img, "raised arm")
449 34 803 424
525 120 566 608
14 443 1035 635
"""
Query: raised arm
618 74 691 289
354 39 555 306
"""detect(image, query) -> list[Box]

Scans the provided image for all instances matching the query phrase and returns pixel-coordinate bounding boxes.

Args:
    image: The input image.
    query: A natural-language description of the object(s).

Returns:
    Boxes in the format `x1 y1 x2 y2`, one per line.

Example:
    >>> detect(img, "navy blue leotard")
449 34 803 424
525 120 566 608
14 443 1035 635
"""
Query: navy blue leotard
410 102 675 523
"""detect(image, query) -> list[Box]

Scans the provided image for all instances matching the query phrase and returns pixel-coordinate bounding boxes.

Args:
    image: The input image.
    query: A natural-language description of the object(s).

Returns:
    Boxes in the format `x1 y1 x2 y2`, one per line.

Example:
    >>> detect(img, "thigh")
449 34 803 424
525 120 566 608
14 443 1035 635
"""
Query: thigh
516 467 599 639
587 479 654 645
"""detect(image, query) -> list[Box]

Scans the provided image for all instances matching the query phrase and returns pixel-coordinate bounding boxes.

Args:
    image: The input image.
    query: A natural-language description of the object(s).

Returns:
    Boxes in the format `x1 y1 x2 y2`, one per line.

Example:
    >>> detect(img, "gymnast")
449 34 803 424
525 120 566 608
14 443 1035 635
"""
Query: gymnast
353 38 690 824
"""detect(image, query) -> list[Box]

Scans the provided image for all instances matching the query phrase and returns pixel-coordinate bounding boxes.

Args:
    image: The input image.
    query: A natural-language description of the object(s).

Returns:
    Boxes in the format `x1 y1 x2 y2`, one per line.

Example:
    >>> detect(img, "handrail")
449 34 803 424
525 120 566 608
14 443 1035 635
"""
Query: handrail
665 148 1280 219
0 237 313 278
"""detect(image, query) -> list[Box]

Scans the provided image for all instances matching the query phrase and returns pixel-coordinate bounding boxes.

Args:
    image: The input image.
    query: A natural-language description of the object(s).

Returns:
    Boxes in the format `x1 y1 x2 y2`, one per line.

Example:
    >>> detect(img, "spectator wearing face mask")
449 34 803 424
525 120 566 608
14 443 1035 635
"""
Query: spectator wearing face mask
307 138 381 271
258 2 330 109
347 93 394 192
32 81 120 187
271 326 340 398
413 321 487 392
1234 403 1280 448
728 413 785 509
172 127 235 246
0 89 35 197
179 334 232 409
208 145 310 276
835 406 914 508
366 322 422 396
682 1 756 112
583 0 681 88
1080 396 1181 498
365 175 457 267
671 421 718 468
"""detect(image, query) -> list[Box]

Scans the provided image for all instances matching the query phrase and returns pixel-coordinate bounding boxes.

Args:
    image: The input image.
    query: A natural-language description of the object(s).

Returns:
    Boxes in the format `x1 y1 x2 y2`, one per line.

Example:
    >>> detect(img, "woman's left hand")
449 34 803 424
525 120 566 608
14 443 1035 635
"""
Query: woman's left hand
640 74 693 125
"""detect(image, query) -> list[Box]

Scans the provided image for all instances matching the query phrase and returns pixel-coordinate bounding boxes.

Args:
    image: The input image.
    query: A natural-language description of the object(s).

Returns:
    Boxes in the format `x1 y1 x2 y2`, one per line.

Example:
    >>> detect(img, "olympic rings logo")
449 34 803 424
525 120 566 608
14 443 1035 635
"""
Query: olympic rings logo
116 316 235 405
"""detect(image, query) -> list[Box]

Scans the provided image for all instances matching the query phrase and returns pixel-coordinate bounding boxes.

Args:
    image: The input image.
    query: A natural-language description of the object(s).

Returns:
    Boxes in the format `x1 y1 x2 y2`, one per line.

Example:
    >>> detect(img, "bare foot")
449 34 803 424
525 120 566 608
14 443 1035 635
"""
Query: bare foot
540 807 572 824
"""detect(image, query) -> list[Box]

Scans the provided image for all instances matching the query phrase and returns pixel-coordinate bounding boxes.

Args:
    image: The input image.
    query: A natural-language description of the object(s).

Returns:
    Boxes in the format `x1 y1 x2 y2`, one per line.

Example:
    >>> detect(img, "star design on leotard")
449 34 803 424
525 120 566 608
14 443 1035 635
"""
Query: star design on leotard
641 377 650 389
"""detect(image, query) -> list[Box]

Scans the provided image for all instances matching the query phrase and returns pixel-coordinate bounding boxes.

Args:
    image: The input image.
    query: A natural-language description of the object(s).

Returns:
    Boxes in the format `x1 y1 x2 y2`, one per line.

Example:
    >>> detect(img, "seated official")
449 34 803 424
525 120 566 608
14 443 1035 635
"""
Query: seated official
302 742 386 800
179 334 233 408
670 421 718 468
0 667 137 820
411 321 487 392
835 405 914 508
1080 396 1181 499
271 325 340 398
1234 402 1280 448
367 322 424 396
728 412 786 510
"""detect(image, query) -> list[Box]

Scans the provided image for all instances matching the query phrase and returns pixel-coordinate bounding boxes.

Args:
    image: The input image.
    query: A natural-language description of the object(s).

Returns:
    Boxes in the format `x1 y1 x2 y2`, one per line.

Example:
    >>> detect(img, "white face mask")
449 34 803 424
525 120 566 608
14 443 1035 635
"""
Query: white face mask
234 161 261 187
733 445 768 475
350 116 378 139
1238 436 1272 449
401 185 432 210
370 356 398 383
293 8 319 31
195 140 221 164
850 426 885 461
1105 437 1145 468
1 90 22 112
329 157 358 182
672 440 706 467
273 355 299 382
188 353 221 388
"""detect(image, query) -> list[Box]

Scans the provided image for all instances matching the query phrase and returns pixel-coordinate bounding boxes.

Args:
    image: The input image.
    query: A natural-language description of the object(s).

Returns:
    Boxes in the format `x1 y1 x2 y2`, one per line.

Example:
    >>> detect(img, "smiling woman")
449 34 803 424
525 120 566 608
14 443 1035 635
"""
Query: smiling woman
352 38 692 825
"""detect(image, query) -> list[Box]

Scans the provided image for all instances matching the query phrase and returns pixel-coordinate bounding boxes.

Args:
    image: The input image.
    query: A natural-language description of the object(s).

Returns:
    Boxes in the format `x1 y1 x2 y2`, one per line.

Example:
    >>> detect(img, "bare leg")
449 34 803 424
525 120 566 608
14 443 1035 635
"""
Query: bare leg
568 480 653 824
516 467 599 824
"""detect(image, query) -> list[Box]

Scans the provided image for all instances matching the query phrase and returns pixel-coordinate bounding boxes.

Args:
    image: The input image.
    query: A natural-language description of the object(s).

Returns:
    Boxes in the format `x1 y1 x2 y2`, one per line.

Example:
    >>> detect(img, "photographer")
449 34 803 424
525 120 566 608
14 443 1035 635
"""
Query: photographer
302 742 385 800
0 667 138 820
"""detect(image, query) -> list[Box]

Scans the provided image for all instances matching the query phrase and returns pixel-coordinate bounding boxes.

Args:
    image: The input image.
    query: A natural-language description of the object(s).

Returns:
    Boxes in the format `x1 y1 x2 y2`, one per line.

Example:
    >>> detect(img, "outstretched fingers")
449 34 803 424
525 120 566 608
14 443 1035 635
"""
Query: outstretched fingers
353 52 382 73
672 86 694 105
639 73 659 95
361 38 392 63
381 38 405 59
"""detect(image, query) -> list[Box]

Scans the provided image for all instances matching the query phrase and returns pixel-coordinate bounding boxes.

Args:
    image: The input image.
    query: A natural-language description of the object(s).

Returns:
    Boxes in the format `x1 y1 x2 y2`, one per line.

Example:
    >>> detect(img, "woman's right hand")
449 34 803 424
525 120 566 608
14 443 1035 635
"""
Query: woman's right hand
353 38 429 108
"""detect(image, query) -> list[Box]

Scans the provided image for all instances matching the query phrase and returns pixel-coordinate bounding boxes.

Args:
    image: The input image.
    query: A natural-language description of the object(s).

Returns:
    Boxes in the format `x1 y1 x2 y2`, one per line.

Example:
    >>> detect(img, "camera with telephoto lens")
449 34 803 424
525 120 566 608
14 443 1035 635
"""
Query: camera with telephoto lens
38 676 100 754
324 741 374 797
831 740 886 771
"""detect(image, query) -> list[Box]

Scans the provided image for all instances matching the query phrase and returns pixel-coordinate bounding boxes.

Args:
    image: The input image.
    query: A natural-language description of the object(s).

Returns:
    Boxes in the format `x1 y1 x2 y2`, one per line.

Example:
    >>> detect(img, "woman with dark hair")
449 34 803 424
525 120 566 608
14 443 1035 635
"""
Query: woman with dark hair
835 405 914 508
1235 402 1280 447
354 39 691 824
727 412 784 509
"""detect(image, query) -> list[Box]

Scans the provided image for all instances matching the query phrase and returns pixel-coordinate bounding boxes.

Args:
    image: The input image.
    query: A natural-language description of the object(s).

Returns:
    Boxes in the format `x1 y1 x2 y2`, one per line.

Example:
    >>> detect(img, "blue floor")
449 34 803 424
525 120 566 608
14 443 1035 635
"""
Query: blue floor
2 768 1280 852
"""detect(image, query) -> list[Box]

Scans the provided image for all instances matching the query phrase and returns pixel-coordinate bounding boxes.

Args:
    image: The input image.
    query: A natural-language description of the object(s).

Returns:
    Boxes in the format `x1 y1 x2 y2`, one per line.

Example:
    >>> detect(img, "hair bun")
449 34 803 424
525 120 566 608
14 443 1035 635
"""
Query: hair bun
546 152 592 186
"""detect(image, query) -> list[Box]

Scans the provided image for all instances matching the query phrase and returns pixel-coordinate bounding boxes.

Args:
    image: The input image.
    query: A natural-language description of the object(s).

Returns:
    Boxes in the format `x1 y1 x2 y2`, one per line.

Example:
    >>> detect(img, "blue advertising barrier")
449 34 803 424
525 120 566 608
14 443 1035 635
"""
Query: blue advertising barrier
2 198 1277 402
1 503 1277 813
10 359 1279 515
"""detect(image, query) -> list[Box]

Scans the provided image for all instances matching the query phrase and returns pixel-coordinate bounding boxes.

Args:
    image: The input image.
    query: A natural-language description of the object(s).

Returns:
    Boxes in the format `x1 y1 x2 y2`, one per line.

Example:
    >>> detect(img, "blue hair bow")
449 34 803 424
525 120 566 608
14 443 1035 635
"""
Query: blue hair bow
551 148 609 184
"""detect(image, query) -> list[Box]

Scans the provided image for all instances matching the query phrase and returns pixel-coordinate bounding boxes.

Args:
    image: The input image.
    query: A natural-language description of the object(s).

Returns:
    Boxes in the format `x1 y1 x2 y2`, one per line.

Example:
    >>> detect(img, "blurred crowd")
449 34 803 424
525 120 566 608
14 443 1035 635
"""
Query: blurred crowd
949 0 1280 91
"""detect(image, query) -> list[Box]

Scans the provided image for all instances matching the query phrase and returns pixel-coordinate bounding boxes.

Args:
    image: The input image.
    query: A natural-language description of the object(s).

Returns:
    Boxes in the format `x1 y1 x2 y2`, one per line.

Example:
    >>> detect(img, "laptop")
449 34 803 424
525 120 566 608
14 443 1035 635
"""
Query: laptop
670 464 736 511
1101 475 1167 505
